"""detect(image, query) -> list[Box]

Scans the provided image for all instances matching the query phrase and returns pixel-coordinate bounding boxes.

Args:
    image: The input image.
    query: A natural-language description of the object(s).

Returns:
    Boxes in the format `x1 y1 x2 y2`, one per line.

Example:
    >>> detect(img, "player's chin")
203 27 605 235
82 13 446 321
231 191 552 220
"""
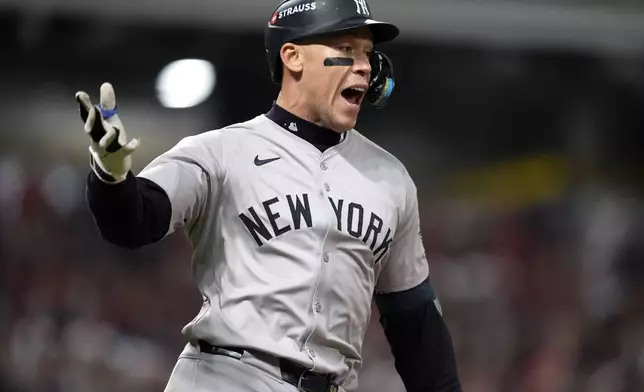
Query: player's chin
331 112 358 132
333 101 361 131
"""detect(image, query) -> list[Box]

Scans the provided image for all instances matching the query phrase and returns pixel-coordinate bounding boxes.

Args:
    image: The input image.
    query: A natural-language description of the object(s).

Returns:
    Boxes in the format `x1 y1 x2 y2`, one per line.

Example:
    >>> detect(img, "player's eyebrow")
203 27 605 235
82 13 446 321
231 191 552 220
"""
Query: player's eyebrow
330 37 374 53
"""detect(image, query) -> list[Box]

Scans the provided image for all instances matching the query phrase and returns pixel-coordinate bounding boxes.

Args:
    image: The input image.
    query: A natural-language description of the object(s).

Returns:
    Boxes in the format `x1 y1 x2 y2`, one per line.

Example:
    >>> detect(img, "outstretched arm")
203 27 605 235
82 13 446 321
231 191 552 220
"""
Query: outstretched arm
78 82 220 249
86 171 172 249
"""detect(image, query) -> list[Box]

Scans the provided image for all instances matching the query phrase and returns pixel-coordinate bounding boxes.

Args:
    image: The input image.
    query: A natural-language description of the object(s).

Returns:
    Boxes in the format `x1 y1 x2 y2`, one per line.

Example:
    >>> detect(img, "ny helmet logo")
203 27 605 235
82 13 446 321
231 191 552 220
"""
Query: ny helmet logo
353 0 370 16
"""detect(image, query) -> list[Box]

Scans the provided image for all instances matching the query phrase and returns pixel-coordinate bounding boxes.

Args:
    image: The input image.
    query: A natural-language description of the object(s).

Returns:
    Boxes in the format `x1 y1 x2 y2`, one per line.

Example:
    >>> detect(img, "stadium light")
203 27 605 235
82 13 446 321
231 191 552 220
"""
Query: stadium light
156 59 216 109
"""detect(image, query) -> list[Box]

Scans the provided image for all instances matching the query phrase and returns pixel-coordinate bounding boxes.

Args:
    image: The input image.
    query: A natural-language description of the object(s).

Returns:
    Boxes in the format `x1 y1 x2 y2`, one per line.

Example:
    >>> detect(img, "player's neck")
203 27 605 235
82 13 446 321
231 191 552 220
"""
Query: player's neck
276 95 314 124
275 91 336 133
266 103 341 152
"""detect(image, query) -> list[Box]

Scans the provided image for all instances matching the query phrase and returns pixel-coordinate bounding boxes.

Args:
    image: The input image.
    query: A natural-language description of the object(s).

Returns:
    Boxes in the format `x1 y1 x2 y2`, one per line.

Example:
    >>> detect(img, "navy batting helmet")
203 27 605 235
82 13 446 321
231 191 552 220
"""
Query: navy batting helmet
264 0 399 108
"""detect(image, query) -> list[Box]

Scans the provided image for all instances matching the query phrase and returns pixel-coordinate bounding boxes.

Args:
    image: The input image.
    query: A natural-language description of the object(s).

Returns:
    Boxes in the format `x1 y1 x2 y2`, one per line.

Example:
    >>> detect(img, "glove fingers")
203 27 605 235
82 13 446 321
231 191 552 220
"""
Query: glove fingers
101 113 126 144
99 126 117 150
97 83 125 141
76 91 93 123
121 138 140 155
100 82 116 111
80 83 133 185
83 106 96 135
112 138 139 160
77 92 110 144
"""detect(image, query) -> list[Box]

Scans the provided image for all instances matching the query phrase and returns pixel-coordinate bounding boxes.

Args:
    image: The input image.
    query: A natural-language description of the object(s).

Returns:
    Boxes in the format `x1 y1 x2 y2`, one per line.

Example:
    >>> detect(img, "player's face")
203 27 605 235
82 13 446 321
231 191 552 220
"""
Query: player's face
300 28 373 132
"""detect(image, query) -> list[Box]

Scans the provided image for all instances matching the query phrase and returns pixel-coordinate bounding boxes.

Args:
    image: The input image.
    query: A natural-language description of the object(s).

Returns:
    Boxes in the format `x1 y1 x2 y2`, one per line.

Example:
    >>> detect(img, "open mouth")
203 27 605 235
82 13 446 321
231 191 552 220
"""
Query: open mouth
341 87 365 106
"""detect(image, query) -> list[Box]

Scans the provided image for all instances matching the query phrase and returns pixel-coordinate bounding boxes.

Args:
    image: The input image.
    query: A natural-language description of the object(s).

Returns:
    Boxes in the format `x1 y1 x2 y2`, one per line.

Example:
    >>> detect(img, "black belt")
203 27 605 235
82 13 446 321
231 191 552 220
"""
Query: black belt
198 340 339 392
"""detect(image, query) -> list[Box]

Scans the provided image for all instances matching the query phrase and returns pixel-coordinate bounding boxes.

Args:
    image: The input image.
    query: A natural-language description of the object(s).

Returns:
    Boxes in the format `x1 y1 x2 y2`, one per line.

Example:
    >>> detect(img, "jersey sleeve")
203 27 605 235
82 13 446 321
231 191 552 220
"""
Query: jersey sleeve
374 170 430 294
138 132 224 237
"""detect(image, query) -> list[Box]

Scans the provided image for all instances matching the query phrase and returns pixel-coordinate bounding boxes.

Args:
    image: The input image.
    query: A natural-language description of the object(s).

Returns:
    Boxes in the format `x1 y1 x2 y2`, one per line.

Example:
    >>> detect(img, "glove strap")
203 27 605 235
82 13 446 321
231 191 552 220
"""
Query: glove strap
98 104 119 119
89 152 123 184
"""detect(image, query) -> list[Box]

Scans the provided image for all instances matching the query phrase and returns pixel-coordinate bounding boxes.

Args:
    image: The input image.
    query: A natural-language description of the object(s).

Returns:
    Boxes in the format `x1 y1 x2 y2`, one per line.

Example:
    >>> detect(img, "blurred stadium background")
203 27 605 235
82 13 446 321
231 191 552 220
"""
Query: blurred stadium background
1 0 644 391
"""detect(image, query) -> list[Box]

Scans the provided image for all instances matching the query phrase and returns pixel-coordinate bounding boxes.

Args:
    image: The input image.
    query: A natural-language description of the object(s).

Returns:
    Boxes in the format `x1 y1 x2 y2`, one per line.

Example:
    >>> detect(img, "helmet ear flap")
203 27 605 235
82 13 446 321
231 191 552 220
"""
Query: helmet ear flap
272 56 284 84
266 40 285 84
366 50 395 108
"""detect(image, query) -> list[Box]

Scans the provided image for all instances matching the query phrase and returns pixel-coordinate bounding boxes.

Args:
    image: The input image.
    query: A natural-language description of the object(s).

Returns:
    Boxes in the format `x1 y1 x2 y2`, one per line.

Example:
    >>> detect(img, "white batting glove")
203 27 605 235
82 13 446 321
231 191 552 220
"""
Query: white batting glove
75 82 140 184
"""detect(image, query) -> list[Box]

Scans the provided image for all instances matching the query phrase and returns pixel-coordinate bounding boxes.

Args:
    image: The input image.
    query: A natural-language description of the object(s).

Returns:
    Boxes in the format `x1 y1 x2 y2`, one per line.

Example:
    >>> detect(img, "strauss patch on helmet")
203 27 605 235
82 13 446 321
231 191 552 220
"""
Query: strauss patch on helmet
277 2 317 20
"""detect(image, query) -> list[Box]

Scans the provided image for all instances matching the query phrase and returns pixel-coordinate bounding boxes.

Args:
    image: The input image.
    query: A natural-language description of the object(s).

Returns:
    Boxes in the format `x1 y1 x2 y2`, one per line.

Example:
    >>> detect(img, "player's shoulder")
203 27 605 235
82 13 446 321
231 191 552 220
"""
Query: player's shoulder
349 129 412 181
185 115 266 142
161 116 266 169
185 115 274 149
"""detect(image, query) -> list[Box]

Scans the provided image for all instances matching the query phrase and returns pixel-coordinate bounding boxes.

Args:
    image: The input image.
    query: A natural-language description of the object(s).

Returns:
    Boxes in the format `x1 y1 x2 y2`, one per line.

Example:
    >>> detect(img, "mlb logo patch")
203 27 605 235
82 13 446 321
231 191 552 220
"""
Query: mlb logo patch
270 12 279 25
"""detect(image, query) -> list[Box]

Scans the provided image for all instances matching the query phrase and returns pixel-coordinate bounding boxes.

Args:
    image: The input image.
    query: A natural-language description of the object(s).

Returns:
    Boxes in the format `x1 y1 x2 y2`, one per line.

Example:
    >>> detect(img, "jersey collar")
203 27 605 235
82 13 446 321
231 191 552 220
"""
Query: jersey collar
265 103 342 153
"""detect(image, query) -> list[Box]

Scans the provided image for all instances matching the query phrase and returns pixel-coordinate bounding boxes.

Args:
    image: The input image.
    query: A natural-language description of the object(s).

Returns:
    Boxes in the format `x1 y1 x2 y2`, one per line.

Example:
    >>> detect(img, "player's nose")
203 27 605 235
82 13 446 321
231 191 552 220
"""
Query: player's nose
352 55 371 78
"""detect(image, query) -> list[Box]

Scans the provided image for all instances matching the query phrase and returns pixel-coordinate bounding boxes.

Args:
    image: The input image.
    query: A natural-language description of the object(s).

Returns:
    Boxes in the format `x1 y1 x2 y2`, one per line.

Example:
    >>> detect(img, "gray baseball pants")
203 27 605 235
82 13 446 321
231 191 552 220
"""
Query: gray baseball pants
163 342 344 392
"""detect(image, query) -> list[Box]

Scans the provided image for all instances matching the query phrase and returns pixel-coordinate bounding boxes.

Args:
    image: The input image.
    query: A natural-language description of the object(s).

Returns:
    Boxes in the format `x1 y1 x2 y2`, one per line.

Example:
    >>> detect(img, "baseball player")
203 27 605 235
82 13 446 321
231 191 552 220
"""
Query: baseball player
76 0 461 391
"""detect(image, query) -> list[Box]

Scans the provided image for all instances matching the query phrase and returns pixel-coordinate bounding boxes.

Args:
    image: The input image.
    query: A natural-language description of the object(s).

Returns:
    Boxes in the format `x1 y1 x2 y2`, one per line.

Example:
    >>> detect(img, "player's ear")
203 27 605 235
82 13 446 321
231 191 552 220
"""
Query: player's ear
280 43 304 78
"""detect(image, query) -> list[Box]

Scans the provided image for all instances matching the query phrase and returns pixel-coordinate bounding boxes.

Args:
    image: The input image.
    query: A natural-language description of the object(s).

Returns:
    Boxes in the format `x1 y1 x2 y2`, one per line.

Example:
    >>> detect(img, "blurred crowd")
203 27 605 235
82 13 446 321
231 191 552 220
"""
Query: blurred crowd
1 152 644 392
0 166 199 392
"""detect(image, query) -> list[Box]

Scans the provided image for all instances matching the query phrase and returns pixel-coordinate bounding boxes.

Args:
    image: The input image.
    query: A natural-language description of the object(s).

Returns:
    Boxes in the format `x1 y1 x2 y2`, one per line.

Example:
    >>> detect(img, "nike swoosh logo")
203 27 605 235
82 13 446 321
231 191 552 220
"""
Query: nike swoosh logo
254 155 281 166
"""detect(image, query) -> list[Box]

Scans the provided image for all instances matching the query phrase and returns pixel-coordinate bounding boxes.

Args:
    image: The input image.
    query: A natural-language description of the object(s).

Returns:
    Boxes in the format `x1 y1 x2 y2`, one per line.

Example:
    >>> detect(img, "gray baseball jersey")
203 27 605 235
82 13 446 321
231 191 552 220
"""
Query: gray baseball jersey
138 113 429 387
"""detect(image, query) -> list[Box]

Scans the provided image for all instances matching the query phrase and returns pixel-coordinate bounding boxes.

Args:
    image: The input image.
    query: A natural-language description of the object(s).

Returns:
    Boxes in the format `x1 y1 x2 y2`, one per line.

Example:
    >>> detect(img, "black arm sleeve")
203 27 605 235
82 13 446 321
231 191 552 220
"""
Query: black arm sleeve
375 279 462 392
86 170 172 249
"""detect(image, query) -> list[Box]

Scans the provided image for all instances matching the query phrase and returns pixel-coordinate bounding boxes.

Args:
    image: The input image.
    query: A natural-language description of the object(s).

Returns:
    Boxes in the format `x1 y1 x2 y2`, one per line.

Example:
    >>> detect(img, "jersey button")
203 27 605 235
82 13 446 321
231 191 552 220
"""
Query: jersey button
306 347 316 357
320 162 328 171
314 301 322 313
323 253 330 263
324 183 331 192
